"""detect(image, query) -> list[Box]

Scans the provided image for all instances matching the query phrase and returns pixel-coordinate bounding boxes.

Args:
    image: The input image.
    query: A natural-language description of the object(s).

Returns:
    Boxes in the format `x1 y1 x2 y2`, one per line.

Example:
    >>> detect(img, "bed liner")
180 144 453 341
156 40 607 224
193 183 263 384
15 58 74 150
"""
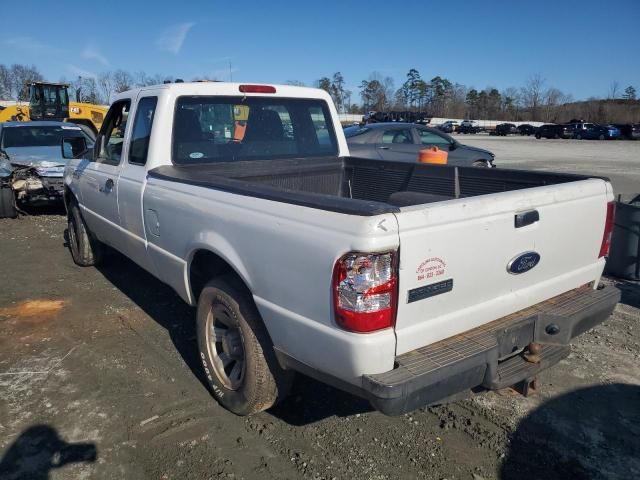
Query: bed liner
148 156 601 216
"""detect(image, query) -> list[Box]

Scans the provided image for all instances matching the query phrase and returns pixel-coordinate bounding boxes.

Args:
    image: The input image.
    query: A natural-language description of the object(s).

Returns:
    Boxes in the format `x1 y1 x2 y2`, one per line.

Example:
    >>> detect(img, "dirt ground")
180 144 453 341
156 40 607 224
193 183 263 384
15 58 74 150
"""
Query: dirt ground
1 206 639 479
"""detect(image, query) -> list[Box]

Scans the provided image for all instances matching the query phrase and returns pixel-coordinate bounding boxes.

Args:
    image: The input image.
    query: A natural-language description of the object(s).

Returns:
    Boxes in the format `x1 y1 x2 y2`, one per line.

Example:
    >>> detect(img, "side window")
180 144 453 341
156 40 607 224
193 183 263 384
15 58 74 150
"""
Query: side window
418 129 451 147
129 97 158 165
96 100 131 164
307 105 331 145
382 129 413 144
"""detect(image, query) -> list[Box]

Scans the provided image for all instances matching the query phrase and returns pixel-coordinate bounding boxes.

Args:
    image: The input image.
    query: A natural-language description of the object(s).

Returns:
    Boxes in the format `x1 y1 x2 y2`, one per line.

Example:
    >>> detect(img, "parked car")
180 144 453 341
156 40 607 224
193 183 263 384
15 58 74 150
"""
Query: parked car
574 124 621 140
566 122 596 139
535 124 571 139
491 123 517 136
516 124 537 136
345 122 495 167
0 149 16 217
64 82 620 417
612 123 640 140
457 120 480 134
0 121 94 217
437 120 459 133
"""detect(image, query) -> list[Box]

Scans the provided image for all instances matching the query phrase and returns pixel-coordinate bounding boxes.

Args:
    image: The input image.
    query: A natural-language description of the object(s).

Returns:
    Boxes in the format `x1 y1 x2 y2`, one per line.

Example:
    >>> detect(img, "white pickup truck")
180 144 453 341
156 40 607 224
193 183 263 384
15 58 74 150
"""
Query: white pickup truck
63 82 620 416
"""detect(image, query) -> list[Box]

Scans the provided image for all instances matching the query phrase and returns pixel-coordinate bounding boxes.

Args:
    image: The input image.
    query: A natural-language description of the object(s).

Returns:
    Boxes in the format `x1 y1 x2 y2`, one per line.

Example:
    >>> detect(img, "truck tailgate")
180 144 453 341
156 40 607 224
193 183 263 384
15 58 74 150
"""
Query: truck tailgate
394 178 612 355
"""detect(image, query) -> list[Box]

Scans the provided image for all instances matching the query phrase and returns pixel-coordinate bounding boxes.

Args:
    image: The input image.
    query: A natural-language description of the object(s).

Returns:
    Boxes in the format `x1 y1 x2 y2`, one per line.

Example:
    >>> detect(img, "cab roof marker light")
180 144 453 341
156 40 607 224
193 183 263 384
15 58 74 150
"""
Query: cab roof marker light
239 85 276 94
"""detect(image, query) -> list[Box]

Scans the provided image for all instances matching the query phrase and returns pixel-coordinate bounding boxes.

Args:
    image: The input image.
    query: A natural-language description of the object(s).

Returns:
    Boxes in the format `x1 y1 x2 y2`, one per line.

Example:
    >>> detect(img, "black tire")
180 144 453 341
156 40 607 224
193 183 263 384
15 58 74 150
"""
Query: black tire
576 134 583 140
67 201 104 266
0 184 17 219
535 133 541 139
472 160 490 167
197 276 293 415
598 134 605 140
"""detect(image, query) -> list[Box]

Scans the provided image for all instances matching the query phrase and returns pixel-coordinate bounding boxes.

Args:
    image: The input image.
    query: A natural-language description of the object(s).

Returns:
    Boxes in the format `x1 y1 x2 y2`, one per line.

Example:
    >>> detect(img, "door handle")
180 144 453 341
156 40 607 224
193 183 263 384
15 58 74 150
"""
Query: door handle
515 210 539 228
99 178 115 193
378 146 389 150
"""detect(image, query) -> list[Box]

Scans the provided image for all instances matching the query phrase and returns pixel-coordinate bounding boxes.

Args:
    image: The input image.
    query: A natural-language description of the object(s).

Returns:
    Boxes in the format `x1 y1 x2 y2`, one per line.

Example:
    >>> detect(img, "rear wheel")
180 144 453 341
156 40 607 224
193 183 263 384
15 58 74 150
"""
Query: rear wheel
67 201 104 266
197 276 293 415
598 134 605 140
535 133 541 139
0 184 17 219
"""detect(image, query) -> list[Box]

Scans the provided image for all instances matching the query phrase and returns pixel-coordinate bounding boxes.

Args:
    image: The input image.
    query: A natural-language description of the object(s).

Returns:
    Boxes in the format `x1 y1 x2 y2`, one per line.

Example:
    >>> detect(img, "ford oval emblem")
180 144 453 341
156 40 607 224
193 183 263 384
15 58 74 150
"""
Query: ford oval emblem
507 252 541 274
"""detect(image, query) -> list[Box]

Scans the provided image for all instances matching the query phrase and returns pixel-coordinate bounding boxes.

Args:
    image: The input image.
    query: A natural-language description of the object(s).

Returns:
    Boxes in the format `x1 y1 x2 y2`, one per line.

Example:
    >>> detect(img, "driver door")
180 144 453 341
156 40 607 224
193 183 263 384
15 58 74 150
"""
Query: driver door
78 99 131 248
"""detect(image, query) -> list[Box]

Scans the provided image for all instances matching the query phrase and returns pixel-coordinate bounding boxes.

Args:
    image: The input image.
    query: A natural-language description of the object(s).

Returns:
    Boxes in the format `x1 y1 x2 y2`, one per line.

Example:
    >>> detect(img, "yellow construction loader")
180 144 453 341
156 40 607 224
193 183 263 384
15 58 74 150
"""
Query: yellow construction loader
0 82 108 133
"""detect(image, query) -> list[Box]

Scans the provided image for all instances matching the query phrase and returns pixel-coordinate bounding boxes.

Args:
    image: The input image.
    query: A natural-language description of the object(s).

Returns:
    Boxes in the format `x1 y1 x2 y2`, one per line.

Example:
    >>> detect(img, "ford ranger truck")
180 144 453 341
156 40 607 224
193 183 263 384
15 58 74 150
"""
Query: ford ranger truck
62 82 620 416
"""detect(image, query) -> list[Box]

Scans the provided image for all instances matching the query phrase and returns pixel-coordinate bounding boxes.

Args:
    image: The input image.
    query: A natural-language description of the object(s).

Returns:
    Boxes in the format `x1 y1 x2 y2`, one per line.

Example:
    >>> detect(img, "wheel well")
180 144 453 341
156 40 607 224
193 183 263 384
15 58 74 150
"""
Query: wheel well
63 187 76 211
189 249 246 302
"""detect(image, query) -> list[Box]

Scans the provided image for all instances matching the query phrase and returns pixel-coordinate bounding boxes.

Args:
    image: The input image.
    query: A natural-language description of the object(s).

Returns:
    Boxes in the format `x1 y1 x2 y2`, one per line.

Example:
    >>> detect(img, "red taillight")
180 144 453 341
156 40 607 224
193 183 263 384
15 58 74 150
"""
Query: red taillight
599 201 616 258
332 251 398 333
239 84 276 94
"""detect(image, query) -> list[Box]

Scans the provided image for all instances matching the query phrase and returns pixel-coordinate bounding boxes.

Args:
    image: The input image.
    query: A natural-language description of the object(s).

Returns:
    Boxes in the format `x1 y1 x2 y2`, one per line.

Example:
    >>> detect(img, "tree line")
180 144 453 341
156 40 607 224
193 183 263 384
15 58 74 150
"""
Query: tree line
308 69 638 123
0 63 191 105
1 63 638 123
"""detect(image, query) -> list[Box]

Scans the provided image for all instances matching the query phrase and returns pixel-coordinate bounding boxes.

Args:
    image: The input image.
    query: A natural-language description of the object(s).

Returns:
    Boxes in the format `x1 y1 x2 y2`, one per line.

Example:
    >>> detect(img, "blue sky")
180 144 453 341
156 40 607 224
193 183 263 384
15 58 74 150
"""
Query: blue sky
2 0 638 101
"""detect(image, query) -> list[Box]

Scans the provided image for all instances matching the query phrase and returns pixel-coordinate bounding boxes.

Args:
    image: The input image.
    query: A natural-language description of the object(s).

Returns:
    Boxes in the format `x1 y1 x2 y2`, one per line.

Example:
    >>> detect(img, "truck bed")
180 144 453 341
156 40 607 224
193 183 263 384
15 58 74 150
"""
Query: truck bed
148 157 598 215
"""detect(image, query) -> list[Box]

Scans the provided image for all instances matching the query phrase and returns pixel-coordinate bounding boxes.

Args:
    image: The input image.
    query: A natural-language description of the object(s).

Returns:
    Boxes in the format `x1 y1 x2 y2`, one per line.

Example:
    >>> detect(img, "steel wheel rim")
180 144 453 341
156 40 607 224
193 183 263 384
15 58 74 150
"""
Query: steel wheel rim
205 302 245 390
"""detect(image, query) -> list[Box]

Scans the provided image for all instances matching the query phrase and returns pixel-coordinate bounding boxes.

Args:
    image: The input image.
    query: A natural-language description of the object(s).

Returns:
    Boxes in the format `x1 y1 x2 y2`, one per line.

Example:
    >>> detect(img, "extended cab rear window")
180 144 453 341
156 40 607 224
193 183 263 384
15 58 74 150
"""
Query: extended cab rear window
172 96 338 164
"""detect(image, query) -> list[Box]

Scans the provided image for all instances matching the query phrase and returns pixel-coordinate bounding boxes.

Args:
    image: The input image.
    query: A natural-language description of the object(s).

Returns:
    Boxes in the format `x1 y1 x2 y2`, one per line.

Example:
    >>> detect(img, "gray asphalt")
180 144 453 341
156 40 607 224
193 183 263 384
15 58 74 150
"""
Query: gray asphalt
457 135 640 196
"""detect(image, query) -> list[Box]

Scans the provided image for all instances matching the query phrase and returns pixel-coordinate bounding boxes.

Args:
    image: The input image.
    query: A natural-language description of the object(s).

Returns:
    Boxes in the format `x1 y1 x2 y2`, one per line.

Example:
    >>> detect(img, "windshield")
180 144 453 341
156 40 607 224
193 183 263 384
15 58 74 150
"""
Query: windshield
172 96 338 164
1 125 87 149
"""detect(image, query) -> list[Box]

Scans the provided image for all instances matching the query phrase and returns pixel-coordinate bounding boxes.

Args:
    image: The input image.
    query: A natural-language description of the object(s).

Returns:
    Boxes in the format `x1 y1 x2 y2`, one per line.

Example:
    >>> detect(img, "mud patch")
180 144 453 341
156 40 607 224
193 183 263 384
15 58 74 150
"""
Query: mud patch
0 299 68 319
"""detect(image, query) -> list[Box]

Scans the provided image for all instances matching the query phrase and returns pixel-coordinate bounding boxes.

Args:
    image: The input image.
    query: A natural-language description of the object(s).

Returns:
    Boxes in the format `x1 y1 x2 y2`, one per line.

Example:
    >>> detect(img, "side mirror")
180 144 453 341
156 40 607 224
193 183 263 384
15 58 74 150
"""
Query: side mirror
62 137 89 159
449 141 457 151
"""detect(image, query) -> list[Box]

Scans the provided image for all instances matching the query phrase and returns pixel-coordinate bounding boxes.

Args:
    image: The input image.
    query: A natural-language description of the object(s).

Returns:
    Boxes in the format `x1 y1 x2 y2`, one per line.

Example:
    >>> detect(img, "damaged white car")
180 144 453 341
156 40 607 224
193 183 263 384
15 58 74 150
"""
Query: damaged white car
0 121 94 217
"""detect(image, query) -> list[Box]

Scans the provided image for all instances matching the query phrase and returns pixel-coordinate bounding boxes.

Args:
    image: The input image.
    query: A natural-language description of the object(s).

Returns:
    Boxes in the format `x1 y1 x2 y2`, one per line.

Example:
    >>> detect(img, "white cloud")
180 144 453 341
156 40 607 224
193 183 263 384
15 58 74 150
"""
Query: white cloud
4 36 62 54
156 22 195 54
66 64 97 80
82 43 110 66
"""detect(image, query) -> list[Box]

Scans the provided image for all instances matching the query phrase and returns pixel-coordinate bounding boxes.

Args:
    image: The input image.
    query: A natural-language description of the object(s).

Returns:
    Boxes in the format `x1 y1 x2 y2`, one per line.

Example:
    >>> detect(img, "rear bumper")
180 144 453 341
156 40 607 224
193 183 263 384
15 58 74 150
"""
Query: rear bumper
363 284 620 415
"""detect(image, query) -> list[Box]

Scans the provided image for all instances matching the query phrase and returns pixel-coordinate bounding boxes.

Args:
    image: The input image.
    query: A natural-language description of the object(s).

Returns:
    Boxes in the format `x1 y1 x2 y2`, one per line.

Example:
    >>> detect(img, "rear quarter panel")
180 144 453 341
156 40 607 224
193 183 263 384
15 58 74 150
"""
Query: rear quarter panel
143 178 400 382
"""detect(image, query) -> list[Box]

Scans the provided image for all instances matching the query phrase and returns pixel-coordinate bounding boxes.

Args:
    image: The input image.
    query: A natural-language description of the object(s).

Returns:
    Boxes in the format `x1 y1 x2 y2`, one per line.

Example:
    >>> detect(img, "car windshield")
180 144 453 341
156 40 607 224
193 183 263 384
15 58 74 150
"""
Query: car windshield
1 125 86 149
172 96 338 164
344 126 370 138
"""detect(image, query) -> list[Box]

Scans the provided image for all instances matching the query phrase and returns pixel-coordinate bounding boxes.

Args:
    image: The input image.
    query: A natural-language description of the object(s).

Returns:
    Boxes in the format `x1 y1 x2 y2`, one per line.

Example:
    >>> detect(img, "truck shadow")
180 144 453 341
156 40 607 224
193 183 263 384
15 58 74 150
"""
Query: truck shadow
0 424 97 480
93 248 209 391
268 376 373 425
500 383 640 479
93 247 373 424
615 279 640 309
18 202 66 217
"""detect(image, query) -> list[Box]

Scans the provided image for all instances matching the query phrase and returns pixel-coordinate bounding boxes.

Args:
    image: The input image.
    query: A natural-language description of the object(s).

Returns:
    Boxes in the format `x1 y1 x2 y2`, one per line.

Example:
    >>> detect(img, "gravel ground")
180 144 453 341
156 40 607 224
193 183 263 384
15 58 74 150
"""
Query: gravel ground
1 153 639 480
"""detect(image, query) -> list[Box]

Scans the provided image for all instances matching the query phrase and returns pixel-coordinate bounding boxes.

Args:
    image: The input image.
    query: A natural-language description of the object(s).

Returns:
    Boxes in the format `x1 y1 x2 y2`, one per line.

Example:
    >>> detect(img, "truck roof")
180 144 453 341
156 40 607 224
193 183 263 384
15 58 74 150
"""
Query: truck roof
113 82 331 102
